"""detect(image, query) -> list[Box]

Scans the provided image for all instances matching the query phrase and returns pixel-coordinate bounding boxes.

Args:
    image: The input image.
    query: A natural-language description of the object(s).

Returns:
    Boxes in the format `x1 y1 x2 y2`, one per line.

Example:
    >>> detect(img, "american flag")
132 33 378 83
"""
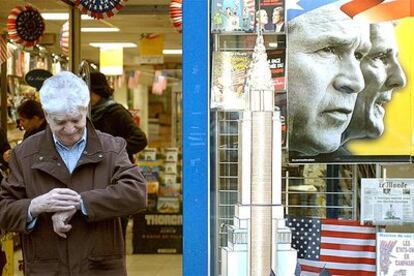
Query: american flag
287 217 376 276
0 37 11 65
287 0 339 21
152 70 168 95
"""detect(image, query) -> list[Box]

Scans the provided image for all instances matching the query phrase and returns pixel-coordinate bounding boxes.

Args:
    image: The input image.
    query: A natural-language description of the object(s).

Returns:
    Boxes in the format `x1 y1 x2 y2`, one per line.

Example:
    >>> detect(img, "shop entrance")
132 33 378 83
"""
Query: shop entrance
0 1 182 275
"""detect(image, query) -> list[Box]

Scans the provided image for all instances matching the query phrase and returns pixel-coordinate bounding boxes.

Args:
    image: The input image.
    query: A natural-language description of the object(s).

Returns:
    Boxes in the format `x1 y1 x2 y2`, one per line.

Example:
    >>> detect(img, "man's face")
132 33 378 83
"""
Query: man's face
45 108 87 147
288 6 370 155
272 9 281 24
345 23 406 140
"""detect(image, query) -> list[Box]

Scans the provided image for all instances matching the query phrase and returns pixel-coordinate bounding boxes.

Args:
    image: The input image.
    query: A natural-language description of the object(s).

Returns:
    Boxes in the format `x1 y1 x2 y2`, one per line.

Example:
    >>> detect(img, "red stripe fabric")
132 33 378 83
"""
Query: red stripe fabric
321 243 376 252
321 230 376 240
319 255 376 265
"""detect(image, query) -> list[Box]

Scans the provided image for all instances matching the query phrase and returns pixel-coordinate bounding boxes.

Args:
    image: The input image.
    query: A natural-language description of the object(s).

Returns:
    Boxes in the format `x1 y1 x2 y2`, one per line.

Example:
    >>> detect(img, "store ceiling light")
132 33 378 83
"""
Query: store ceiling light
89 42 137 48
41 13 93 20
81 27 120 32
162 49 182 55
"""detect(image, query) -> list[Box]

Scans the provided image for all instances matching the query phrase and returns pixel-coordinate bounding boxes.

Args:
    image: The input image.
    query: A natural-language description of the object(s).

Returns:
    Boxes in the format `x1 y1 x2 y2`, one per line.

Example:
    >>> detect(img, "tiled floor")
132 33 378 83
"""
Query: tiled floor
12 221 182 276
13 252 182 276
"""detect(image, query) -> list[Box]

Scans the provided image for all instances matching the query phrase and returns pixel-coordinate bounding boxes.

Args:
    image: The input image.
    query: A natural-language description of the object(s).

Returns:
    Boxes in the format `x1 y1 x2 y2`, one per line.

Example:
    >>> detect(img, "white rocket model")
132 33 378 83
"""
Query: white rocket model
221 34 297 276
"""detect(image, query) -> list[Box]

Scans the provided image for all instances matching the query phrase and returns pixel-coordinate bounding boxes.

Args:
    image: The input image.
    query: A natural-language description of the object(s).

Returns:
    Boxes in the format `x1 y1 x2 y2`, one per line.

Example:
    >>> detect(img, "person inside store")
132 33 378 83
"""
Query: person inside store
287 1 371 157
0 71 147 275
340 22 406 149
17 99 47 140
2 99 48 166
90 71 147 162
89 71 148 237
0 127 10 181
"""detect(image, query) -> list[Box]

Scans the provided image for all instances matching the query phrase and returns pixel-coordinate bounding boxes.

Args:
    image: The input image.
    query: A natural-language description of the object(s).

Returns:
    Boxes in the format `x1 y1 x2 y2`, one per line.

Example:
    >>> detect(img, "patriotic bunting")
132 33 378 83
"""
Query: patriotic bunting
74 0 128 19
169 0 182 33
7 5 45 48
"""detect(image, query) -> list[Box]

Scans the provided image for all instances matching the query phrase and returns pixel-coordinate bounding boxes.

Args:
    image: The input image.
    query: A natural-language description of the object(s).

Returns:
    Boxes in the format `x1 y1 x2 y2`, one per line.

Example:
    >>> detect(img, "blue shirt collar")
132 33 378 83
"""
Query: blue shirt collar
53 127 87 150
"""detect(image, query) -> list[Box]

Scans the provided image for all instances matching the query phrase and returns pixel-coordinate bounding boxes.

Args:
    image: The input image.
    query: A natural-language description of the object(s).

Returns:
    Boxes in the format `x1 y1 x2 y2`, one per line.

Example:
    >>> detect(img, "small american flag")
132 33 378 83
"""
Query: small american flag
152 70 168 95
0 37 11 65
287 217 376 276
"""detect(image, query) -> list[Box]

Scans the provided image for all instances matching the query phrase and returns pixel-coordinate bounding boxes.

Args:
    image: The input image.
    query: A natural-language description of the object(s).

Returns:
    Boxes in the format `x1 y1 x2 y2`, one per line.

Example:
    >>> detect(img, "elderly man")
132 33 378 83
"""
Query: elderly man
288 0 371 158
0 71 147 275
341 22 406 145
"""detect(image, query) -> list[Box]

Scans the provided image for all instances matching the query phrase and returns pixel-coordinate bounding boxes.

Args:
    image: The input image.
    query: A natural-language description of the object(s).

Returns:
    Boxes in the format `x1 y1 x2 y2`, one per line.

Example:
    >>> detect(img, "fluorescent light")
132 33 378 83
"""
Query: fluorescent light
41 13 68 20
89 42 137 48
41 13 93 20
162 49 182 55
81 27 120 32
81 15 94 20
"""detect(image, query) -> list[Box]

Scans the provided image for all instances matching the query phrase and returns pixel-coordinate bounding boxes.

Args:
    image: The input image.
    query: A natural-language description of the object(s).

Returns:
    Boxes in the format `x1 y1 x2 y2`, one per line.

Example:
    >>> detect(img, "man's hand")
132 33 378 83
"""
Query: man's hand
29 188 81 217
51 208 77 238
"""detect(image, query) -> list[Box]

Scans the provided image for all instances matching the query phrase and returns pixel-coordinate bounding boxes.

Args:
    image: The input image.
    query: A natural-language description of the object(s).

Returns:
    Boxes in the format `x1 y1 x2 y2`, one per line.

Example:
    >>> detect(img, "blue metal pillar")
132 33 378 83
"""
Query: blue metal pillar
183 0 209 275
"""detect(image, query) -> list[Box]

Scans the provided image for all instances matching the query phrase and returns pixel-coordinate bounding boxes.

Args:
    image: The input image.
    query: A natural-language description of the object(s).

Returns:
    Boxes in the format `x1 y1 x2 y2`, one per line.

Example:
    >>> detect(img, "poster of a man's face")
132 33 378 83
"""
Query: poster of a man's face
288 2 370 156
287 0 412 163
343 23 406 142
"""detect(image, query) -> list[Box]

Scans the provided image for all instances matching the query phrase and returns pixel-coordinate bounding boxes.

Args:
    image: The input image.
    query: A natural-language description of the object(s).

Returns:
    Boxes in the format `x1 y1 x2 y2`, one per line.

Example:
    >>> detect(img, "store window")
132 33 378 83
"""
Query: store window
209 1 414 276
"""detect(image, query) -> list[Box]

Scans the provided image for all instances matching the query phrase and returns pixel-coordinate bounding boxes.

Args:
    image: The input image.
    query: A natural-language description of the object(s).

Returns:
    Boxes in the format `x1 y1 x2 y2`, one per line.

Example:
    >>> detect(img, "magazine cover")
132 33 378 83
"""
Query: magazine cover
267 47 286 91
211 0 256 32
287 1 413 163
211 51 252 110
377 232 414 276
257 0 284 32
157 197 180 213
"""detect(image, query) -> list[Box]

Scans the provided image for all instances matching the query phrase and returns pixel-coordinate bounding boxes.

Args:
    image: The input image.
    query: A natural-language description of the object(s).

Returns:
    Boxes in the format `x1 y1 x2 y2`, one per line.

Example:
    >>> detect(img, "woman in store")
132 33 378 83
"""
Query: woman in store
16 99 47 140
2 100 47 167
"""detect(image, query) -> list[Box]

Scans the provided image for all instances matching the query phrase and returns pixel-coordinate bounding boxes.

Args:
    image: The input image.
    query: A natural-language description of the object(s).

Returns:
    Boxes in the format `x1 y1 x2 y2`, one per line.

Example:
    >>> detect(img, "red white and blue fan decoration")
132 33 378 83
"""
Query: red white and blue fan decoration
169 0 182 33
74 0 128 19
7 5 45 48
60 21 70 56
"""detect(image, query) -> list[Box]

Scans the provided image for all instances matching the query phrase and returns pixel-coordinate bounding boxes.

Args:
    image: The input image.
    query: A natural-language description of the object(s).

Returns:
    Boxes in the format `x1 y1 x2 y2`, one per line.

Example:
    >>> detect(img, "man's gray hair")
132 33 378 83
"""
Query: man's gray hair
39 71 90 114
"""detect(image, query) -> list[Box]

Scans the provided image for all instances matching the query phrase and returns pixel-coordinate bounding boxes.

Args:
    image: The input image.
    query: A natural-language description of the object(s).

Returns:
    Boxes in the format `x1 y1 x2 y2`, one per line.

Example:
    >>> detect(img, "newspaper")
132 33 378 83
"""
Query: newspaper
361 178 414 225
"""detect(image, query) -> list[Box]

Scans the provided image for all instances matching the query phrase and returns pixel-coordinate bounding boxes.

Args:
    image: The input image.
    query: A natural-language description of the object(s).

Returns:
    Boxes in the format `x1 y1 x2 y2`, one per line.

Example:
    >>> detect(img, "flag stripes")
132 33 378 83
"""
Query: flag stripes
0 37 11 65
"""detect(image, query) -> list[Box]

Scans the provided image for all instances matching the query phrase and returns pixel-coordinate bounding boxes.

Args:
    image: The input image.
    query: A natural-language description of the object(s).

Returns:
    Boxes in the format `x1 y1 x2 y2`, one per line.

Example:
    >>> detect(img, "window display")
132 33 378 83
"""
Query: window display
287 1 413 163
210 1 294 274
208 1 414 276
